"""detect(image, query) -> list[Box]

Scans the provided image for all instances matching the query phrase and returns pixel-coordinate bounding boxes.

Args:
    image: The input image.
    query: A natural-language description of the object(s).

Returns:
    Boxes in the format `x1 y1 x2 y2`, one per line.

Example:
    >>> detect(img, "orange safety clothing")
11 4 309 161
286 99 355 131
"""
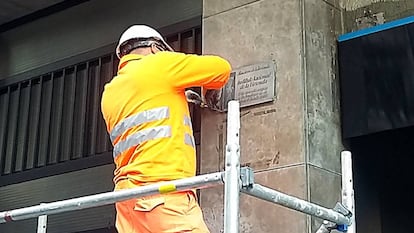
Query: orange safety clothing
101 51 231 188
115 179 210 233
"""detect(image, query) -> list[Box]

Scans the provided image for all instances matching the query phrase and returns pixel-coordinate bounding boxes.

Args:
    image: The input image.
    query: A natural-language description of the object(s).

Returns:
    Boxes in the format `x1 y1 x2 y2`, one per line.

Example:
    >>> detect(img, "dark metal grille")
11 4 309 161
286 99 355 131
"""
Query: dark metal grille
0 55 116 175
0 26 201 177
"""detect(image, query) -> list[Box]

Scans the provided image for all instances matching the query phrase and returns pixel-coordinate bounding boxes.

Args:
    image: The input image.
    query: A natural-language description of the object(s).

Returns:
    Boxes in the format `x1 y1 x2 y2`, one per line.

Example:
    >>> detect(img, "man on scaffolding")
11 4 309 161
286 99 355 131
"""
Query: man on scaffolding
100 24 231 233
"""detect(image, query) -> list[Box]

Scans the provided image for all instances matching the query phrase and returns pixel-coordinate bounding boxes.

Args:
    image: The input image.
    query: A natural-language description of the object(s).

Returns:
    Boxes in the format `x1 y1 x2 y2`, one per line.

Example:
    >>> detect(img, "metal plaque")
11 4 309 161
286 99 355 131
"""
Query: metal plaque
220 62 276 110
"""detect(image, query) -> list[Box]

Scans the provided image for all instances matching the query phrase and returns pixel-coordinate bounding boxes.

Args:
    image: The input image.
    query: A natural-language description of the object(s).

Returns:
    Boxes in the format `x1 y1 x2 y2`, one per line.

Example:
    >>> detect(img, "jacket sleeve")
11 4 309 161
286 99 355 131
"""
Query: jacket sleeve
163 52 232 90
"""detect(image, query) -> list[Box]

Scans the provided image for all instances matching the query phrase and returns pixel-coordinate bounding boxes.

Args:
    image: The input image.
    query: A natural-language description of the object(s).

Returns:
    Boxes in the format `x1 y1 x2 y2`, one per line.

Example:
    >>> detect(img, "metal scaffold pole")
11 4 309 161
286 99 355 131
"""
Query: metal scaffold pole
241 184 351 226
341 151 356 233
224 100 241 233
37 215 47 233
315 151 355 233
0 172 224 223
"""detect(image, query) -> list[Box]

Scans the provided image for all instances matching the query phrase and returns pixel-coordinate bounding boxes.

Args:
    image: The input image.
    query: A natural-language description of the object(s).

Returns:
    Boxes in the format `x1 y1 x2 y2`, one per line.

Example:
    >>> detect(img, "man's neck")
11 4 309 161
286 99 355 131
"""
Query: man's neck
130 47 153 56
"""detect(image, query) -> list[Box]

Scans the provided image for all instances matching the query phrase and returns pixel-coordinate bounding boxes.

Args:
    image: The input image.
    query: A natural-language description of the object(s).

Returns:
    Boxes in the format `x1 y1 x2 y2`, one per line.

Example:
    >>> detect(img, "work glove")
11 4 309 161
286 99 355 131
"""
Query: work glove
185 90 203 105
204 89 222 108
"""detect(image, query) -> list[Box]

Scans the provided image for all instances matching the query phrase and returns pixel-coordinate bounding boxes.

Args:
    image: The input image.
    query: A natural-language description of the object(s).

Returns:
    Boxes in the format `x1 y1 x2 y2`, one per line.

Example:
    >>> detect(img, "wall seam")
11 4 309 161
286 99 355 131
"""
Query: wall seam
254 162 307 173
308 162 342 176
322 0 342 11
203 0 261 19
299 0 312 232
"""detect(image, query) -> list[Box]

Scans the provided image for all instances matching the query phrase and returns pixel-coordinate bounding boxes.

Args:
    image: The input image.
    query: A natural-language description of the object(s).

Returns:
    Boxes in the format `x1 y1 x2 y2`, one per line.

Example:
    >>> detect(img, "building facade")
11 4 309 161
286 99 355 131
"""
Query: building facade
1 0 414 232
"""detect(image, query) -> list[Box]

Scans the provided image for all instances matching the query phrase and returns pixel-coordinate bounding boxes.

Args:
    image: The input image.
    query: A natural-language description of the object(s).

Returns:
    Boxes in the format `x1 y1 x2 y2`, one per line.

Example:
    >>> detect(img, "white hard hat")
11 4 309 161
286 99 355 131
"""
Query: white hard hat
116 25 174 58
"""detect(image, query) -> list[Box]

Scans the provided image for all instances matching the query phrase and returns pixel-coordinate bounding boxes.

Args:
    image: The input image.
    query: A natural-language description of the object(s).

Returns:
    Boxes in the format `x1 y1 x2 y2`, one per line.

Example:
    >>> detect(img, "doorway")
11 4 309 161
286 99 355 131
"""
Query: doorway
346 126 414 233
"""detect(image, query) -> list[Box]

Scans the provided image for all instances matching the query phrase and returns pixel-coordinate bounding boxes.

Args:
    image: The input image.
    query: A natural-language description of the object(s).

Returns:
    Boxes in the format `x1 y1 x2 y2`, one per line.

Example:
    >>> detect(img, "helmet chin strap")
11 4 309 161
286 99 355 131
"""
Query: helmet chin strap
154 44 166 52
120 40 167 57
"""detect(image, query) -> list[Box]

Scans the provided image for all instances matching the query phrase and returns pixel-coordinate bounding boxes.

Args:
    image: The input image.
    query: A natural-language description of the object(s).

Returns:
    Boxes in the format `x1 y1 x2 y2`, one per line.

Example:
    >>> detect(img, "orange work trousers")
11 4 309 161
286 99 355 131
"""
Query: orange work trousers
115 181 210 233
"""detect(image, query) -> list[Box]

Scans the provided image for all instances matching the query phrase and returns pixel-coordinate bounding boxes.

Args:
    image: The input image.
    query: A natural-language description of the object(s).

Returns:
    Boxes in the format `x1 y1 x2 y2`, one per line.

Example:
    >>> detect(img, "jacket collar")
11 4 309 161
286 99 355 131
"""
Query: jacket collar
118 54 145 70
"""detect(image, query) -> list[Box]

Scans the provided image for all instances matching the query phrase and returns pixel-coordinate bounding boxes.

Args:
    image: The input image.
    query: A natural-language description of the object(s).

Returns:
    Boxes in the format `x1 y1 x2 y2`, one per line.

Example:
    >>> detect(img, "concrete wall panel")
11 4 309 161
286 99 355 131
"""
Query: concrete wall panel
342 0 414 32
201 166 308 233
204 0 260 17
304 0 343 173
199 111 226 174
202 0 304 173
323 0 342 10
202 0 306 231
201 0 307 230
340 0 403 11
308 165 342 231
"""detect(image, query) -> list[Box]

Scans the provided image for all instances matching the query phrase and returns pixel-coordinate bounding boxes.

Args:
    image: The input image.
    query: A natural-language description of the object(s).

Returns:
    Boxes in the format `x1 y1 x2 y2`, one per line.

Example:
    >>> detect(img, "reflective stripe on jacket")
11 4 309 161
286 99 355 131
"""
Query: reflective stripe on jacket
101 51 231 186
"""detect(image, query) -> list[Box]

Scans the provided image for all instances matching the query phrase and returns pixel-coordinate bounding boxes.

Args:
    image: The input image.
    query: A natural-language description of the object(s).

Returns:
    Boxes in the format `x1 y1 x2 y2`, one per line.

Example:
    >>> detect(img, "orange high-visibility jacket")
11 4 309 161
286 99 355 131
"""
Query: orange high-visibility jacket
101 51 231 187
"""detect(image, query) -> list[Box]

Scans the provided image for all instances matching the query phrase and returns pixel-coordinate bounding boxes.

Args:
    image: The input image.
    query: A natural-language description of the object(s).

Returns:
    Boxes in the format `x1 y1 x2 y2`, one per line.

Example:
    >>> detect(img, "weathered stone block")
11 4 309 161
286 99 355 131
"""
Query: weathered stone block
304 0 343 173
200 165 308 233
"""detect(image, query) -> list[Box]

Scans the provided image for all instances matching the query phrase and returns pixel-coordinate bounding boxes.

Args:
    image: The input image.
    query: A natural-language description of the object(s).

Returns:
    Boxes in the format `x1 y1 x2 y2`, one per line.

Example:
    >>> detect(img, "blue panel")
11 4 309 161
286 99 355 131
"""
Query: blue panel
338 15 414 42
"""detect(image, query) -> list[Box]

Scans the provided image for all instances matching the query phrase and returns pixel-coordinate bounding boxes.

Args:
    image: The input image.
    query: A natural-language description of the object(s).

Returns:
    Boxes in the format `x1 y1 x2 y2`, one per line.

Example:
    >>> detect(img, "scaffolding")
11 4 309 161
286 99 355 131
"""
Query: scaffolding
0 100 355 233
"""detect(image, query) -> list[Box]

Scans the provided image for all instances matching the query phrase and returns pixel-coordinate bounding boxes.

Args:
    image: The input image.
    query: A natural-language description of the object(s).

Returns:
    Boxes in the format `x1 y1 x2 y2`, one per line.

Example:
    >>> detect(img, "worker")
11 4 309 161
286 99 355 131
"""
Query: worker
100 24 231 233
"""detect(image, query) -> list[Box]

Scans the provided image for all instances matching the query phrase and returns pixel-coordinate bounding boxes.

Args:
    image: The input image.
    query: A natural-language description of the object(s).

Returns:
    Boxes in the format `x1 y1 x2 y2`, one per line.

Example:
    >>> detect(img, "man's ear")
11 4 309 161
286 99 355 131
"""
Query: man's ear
150 43 159 54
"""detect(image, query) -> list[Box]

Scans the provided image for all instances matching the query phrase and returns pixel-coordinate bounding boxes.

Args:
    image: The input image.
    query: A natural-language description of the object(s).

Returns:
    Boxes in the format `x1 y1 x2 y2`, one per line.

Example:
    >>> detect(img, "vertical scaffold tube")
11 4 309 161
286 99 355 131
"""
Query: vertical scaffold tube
37 215 47 233
341 151 356 233
224 100 241 233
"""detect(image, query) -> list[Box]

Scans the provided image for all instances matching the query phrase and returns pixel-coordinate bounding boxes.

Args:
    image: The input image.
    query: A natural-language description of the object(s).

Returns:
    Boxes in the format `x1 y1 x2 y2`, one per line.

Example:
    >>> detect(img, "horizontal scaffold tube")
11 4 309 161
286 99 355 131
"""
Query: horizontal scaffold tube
241 184 352 226
0 172 224 224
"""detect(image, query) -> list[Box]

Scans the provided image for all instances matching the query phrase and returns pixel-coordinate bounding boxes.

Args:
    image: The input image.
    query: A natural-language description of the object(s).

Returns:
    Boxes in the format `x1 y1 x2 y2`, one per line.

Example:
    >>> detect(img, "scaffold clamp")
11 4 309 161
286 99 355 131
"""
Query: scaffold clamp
316 202 352 233
240 167 254 188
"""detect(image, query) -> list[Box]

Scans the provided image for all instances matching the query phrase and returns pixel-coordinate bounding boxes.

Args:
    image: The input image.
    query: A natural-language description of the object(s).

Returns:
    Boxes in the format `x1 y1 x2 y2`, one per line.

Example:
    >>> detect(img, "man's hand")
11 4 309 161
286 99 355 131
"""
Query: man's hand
185 90 202 105
186 89 223 111
204 89 222 108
